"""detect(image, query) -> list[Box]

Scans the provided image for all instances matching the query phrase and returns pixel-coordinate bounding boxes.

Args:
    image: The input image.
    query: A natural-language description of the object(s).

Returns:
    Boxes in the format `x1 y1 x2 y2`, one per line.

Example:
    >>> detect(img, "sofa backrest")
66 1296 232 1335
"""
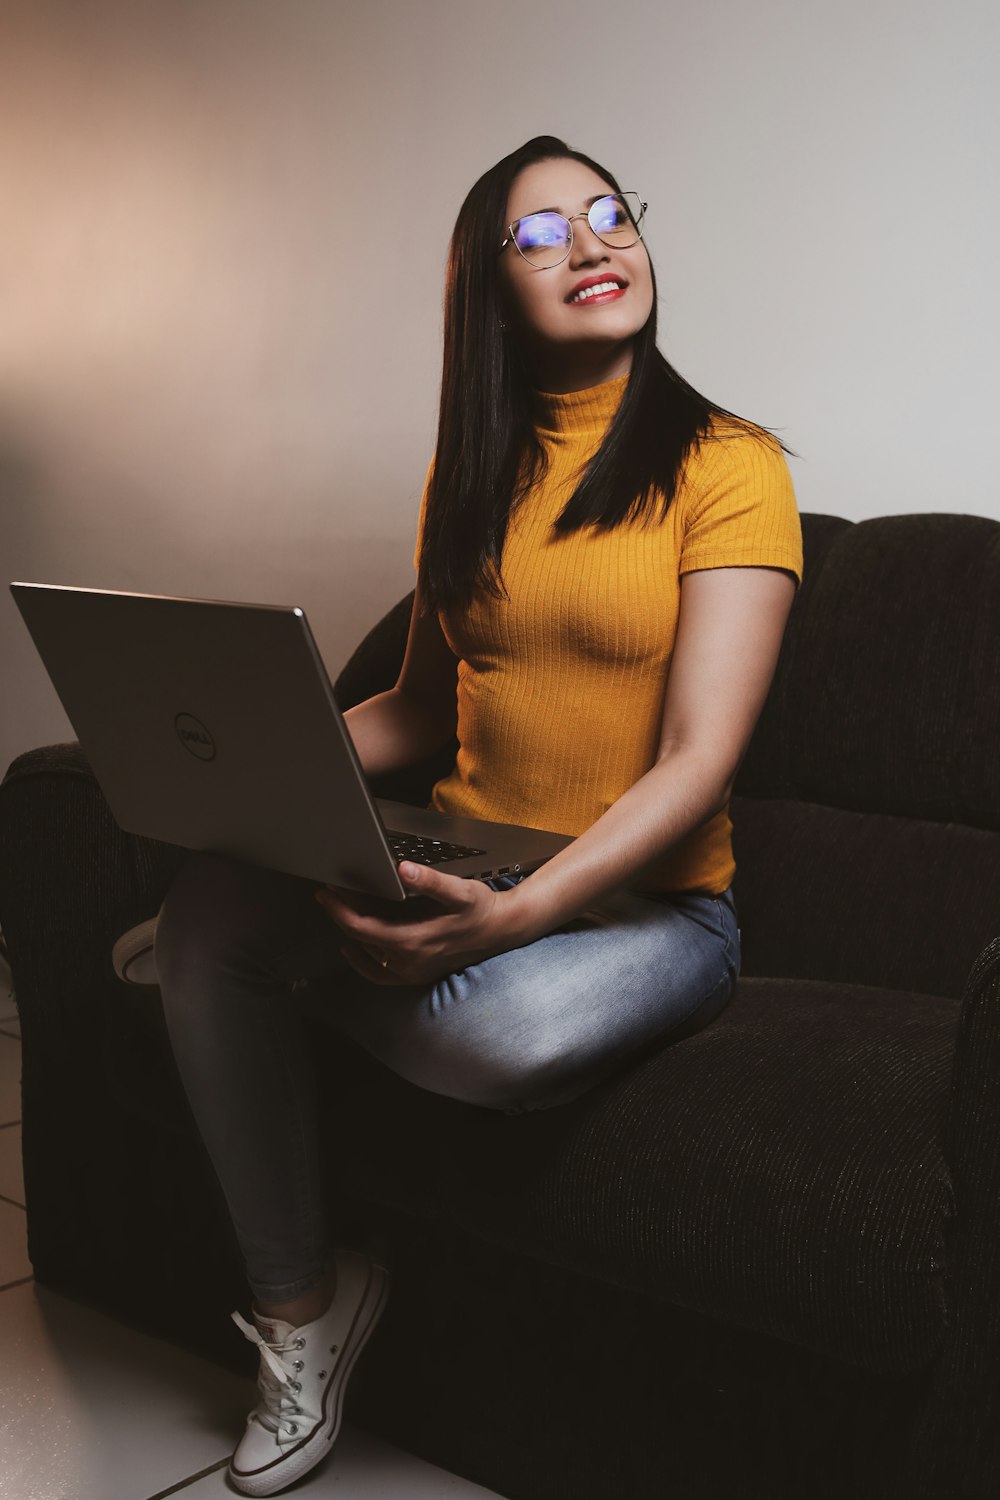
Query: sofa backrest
732 512 1000 998
334 512 1000 1002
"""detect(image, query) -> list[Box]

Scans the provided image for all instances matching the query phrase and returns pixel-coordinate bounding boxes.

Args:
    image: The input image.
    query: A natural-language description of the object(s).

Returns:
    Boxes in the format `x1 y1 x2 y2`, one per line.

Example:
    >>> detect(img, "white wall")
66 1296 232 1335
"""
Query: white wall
1 0 997 773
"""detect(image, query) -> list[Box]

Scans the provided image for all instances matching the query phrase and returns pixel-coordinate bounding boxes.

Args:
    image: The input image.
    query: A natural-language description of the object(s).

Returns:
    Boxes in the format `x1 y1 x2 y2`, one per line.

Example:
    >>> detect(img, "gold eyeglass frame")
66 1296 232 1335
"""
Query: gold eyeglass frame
499 192 648 269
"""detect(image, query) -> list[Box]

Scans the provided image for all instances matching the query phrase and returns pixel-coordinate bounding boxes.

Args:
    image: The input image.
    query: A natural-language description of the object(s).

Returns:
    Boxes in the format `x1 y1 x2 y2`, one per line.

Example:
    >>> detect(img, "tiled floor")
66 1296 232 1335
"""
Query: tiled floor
0 959 502 1500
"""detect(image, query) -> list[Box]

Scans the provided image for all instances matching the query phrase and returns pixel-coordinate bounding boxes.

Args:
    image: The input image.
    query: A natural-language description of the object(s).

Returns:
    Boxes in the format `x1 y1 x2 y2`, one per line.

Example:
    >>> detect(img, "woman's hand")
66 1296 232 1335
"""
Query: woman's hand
314 862 523 986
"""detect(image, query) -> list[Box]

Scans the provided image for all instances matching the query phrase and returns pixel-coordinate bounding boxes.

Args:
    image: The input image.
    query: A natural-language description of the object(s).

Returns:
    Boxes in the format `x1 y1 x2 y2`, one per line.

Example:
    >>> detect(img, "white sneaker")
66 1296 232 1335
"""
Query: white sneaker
228 1248 390 1496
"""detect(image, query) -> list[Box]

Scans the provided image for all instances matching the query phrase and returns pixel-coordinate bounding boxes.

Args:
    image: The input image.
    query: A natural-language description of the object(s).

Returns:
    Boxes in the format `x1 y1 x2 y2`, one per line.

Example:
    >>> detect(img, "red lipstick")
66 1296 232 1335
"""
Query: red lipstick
566 274 628 306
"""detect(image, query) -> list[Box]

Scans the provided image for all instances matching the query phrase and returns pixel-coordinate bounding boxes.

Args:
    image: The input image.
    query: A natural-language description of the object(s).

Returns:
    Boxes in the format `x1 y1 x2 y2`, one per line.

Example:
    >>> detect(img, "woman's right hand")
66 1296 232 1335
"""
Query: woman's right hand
315 859 526 986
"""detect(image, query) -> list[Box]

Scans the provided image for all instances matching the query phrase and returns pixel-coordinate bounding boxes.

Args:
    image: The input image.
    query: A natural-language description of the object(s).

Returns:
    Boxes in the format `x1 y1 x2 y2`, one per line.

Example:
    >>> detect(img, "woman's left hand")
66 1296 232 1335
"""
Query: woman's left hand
314 862 521 986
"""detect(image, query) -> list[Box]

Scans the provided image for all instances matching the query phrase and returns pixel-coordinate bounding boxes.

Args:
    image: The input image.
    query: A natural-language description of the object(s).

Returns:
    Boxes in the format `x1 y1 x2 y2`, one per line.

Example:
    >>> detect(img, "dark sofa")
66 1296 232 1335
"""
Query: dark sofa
2 510 999 1500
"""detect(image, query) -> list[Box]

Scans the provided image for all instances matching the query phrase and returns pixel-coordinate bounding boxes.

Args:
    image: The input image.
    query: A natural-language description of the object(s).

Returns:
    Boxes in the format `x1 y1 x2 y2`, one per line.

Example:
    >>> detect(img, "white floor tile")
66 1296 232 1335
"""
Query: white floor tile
178 1419 505 1497
0 1123 25 1206
0 1032 20 1125
0 1194 31 1286
0 1280 251 1500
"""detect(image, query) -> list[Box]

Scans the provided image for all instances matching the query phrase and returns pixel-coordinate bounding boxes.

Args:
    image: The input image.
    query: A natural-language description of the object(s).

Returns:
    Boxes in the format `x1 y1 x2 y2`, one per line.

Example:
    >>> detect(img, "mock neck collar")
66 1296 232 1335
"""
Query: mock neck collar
533 375 629 439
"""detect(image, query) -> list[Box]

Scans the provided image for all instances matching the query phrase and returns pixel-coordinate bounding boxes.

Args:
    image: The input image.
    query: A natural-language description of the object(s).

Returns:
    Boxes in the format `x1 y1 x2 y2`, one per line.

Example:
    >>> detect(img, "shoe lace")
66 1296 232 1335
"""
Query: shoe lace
231 1311 308 1438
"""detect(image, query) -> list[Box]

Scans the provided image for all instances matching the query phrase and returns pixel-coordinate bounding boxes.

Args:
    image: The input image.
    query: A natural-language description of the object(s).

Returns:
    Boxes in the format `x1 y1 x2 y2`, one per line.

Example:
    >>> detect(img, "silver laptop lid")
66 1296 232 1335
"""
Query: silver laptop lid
11 582 409 899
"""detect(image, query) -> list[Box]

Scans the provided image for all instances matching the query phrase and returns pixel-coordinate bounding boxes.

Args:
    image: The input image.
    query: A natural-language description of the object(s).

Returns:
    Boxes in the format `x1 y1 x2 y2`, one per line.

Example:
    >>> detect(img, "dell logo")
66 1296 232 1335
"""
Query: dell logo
174 713 216 761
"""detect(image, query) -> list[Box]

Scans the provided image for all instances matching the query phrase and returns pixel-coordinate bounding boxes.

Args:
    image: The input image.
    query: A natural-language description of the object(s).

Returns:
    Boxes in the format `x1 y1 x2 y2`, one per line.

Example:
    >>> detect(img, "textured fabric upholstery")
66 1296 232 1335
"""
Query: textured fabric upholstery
737 513 1000 825
732 512 1000 999
1 510 998 1500
732 798 1000 997
291 973 957 1375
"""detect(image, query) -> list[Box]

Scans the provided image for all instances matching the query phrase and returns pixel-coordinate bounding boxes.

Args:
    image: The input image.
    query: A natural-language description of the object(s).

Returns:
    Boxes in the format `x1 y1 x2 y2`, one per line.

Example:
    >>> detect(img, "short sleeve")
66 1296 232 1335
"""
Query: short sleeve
678 427 804 588
412 459 435 573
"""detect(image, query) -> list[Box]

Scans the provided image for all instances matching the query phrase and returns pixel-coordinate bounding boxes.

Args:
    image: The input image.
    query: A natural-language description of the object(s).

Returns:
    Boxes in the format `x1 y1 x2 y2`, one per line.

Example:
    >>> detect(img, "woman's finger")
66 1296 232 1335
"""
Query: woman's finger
316 895 432 957
314 886 361 926
397 861 477 908
314 887 394 942
339 938 402 986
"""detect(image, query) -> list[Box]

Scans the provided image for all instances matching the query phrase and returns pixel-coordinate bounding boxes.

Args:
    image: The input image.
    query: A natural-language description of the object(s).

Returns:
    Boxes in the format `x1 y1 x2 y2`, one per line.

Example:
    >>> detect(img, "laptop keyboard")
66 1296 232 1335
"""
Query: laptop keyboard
385 830 487 867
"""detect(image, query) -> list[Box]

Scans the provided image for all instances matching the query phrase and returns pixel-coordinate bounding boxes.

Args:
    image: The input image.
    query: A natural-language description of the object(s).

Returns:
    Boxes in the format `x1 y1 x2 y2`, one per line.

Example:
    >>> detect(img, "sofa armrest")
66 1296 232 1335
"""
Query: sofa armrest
0 741 247 1332
943 932 1000 1244
0 743 186 995
904 933 1000 1494
940 930 1000 1295
0 742 190 1131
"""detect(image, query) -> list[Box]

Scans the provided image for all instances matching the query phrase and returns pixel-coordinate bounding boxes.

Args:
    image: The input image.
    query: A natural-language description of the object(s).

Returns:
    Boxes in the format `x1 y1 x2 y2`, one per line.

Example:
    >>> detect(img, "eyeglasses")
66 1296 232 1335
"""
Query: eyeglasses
500 192 647 270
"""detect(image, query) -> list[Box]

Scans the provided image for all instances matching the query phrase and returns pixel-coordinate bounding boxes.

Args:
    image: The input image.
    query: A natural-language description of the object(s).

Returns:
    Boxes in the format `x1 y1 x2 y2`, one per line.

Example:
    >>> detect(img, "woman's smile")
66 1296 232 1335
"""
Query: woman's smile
566 274 629 306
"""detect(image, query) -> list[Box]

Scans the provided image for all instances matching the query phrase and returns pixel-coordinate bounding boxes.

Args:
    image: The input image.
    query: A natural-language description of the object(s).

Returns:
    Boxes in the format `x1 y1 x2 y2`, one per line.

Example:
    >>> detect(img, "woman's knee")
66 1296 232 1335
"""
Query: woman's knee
155 852 282 998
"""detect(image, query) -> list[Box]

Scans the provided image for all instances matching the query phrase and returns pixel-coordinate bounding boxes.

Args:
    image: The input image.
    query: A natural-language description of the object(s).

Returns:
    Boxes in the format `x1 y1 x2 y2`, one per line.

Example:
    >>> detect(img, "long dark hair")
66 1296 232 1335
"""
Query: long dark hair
420 135 789 614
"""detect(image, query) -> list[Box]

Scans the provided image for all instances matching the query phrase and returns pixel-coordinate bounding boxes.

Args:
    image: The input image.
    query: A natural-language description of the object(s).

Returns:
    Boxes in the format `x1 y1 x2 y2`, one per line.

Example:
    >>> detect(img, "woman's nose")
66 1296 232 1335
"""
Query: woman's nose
568 216 610 267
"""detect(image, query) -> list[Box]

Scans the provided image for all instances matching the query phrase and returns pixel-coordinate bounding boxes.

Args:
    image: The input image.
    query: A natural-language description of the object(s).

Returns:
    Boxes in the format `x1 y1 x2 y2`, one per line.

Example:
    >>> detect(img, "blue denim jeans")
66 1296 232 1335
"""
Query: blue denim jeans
155 852 740 1303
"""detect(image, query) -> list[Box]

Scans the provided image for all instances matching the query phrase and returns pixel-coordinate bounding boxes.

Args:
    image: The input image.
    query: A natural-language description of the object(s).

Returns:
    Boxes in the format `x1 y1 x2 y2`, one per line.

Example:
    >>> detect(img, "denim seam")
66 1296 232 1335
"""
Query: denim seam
712 897 739 979
680 953 735 1024
253 1004 330 1298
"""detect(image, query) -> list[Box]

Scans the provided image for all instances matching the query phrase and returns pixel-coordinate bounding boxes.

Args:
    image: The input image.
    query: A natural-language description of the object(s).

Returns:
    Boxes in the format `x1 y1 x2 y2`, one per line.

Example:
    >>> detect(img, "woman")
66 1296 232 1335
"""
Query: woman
156 134 802 1496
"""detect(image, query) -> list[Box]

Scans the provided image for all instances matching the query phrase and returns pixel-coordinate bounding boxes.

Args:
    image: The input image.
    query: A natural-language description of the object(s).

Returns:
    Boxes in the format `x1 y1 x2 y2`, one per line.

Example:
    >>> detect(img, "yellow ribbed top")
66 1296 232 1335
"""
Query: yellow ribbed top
415 375 803 894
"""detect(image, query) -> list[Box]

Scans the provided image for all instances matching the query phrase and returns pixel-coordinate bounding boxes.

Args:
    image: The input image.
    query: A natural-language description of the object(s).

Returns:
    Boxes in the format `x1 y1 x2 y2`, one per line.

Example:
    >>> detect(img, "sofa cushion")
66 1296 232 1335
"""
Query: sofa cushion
732 796 1000 1000
737 512 1000 829
729 512 1000 998
302 974 956 1378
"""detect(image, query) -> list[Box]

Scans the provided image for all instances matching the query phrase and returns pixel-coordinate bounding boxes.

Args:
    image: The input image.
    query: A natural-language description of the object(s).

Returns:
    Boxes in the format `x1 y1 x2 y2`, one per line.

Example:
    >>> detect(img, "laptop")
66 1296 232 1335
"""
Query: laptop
10 582 573 900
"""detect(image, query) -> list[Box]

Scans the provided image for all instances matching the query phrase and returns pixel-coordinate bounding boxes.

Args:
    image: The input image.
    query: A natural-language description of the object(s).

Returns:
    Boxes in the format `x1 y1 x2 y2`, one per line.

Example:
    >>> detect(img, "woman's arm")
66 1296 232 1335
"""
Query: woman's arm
503 563 796 939
343 577 458 778
319 564 796 983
